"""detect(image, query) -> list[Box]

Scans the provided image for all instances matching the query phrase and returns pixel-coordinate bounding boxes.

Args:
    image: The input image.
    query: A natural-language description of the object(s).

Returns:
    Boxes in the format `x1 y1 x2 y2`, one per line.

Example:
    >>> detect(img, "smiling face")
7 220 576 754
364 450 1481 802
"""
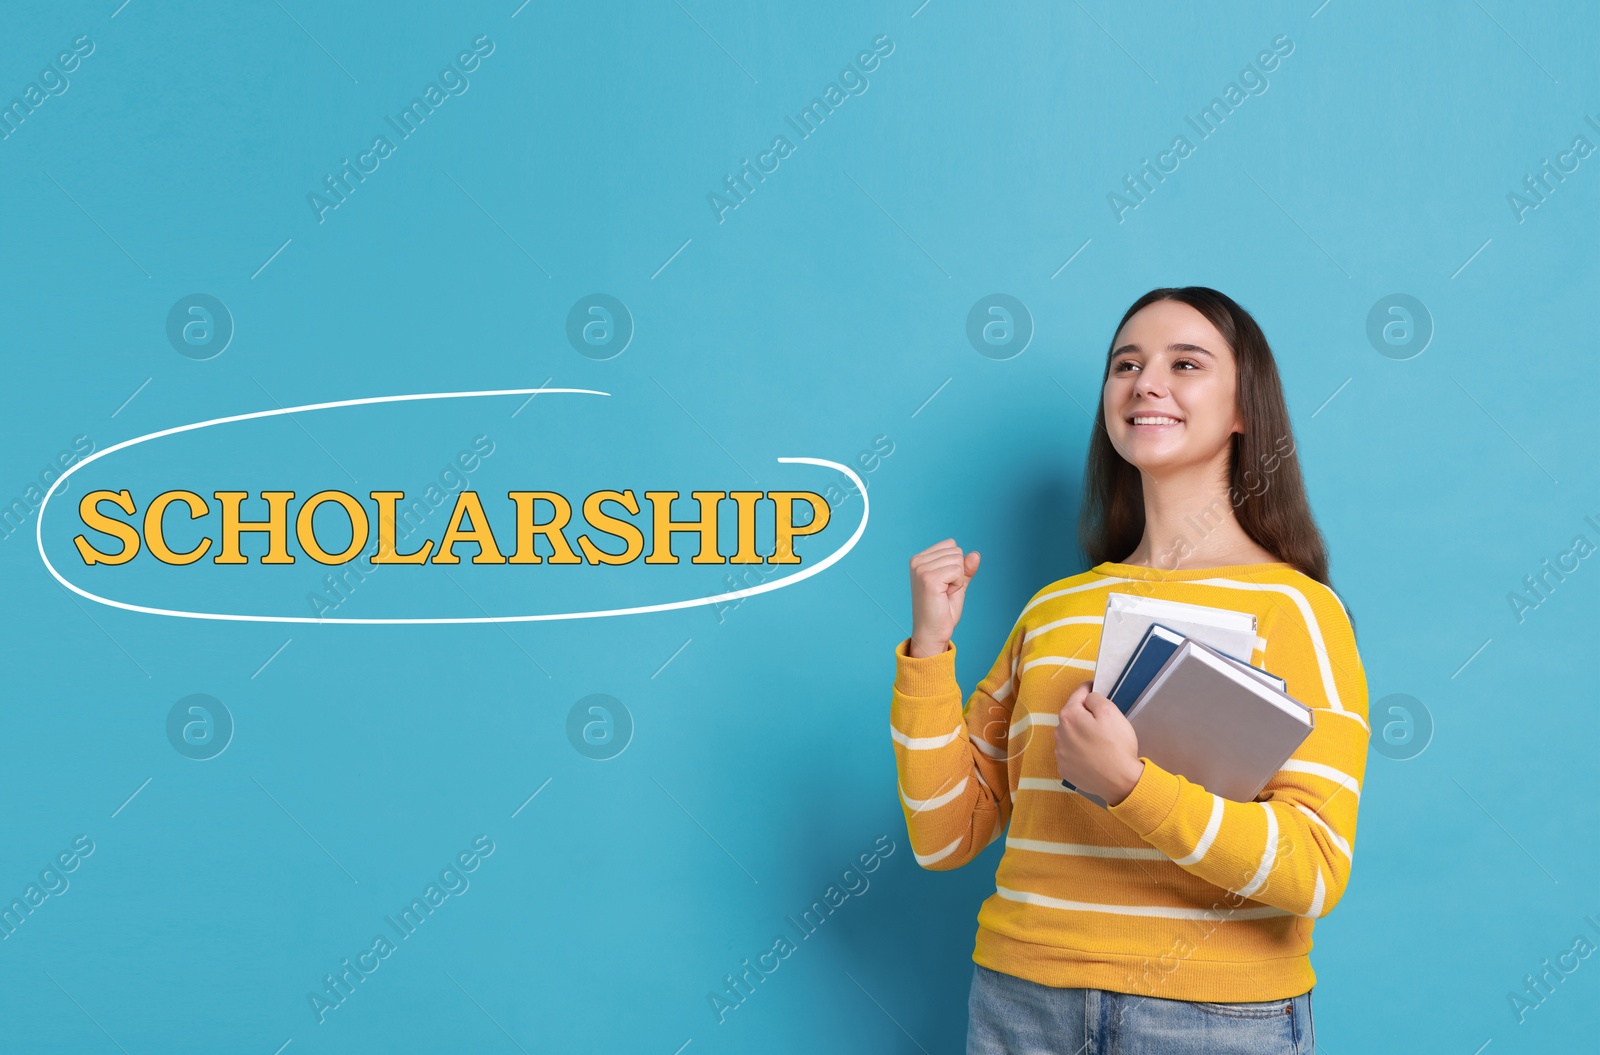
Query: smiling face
1102 298 1243 476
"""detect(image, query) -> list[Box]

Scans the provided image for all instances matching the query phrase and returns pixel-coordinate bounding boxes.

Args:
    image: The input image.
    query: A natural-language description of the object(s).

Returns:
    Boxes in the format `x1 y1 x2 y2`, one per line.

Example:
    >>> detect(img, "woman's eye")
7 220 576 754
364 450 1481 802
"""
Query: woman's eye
1173 358 1199 370
1113 360 1139 373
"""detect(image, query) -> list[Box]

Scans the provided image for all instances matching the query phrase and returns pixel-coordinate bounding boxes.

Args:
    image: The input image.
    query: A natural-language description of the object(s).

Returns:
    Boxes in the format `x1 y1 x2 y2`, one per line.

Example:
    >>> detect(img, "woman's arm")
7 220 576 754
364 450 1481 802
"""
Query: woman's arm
1105 588 1369 917
889 622 1024 870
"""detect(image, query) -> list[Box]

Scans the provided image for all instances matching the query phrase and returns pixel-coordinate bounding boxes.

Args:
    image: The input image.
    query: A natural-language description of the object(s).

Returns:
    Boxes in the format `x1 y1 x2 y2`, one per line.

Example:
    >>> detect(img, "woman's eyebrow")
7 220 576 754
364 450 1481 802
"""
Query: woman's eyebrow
1111 342 1217 358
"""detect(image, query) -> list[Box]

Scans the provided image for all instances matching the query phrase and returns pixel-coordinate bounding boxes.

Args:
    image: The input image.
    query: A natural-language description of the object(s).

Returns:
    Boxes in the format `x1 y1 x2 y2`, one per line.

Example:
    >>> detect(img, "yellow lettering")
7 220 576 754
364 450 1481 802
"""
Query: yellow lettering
430 491 507 564
507 492 582 564
73 489 141 566
212 491 295 564
644 490 727 565
295 490 369 565
370 491 434 564
768 491 829 564
144 490 211 565
575 490 643 565
726 491 764 564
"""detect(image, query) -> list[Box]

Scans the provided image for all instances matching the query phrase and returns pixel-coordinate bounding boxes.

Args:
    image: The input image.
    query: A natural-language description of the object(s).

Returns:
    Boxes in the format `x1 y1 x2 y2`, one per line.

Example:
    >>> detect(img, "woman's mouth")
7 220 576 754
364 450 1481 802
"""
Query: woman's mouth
1127 414 1182 430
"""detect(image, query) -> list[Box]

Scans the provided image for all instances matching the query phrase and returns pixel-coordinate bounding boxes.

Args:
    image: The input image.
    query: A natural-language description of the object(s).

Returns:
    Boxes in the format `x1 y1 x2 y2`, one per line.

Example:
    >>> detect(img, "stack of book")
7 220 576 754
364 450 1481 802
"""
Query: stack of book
1063 592 1314 809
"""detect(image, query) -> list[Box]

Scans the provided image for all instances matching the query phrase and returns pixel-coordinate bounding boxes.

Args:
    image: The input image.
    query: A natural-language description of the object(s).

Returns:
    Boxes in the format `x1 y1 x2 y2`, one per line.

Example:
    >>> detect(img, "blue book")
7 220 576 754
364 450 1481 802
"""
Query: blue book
1108 623 1186 712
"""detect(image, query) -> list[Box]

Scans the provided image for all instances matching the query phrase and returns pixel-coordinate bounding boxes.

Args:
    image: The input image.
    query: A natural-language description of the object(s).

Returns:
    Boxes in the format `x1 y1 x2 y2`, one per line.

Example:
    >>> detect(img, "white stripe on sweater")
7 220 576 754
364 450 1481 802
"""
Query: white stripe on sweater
987 650 1022 702
1305 866 1327 918
972 736 1007 760
996 885 1290 920
1020 618 1101 674
900 777 968 812
1292 803 1352 859
914 835 963 866
1018 777 1077 794
1279 759 1361 800
1173 796 1225 866
1007 836 1166 860
887 722 1009 761
1022 615 1103 645
1009 711 1059 739
1021 655 1097 676
1236 803 1278 898
890 722 963 750
913 825 1004 866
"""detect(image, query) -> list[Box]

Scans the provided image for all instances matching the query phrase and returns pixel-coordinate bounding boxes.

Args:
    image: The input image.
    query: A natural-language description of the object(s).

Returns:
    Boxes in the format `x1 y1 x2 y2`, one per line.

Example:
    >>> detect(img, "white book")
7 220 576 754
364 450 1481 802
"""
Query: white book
1092 591 1259 697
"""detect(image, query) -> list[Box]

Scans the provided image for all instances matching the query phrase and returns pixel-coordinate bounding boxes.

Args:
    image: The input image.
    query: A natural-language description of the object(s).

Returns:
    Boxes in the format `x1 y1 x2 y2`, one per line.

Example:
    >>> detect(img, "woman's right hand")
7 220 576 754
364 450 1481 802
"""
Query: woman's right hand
907 539 981 658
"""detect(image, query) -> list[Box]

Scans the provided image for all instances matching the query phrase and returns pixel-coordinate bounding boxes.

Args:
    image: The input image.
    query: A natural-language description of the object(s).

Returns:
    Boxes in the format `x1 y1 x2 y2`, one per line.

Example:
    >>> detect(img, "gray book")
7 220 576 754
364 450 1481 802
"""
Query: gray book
1078 638 1314 809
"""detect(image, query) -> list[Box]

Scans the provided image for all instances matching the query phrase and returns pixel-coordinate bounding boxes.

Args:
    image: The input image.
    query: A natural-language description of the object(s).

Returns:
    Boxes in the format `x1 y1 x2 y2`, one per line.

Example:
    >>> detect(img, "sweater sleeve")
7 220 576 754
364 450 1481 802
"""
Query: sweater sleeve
1105 589 1369 917
889 620 1026 871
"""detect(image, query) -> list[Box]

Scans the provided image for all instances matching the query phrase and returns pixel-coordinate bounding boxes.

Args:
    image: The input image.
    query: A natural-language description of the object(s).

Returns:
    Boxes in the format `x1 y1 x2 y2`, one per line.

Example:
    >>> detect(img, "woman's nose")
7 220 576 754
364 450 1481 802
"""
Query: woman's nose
1134 372 1167 399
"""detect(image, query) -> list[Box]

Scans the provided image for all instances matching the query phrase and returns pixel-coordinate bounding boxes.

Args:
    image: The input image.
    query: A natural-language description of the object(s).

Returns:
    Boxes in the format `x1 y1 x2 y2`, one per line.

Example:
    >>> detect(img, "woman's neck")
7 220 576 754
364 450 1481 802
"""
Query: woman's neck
1123 466 1279 569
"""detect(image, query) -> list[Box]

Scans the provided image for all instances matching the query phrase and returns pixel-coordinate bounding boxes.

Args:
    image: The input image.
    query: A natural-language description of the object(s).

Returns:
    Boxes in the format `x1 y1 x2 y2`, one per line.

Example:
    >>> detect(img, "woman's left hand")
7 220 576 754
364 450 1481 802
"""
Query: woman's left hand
1055 683 1145 805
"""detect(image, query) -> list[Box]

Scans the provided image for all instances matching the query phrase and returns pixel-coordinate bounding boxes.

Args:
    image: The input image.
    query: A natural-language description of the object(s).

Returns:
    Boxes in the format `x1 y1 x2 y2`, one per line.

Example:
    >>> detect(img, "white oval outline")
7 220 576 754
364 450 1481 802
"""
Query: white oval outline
36 388 869 624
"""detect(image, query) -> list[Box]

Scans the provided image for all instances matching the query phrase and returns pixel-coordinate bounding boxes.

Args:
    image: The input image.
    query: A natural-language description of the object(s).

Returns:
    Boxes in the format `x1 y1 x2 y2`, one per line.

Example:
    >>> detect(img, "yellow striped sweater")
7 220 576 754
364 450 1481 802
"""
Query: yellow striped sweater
890 560 1368 1002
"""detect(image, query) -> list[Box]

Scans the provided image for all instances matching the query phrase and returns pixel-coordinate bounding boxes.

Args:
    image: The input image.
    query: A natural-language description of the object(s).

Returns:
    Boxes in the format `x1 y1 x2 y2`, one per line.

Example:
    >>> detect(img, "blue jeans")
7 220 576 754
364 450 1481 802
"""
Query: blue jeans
967 963 1315 1054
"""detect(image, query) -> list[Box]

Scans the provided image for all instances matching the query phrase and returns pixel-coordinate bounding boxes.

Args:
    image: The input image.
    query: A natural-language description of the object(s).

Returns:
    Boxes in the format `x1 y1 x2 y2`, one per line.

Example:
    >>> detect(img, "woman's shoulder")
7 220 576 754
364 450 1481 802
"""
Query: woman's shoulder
1257 564 1354 622
1252 565 1361 657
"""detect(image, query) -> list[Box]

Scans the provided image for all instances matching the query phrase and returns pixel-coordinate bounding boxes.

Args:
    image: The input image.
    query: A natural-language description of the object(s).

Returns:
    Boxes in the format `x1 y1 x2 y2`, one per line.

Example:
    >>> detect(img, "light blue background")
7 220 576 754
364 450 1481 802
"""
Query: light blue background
1 1 1596 1052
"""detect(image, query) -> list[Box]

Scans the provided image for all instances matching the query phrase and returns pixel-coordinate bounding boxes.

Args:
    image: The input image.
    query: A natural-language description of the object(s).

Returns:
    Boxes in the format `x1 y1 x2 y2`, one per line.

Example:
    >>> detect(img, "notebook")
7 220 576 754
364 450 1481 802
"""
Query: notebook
1092 591 1259 698
1071 638 1314 808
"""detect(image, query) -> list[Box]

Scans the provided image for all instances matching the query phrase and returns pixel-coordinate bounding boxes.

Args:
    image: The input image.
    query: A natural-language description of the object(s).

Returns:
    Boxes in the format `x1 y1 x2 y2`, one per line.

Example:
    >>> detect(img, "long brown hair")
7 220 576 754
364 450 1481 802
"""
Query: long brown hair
1079 286 1340 595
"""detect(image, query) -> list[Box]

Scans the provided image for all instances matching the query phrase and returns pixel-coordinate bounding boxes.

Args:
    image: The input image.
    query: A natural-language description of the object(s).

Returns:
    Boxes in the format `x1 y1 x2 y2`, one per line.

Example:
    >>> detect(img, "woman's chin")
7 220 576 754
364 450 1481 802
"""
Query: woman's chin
1122 448 1193 475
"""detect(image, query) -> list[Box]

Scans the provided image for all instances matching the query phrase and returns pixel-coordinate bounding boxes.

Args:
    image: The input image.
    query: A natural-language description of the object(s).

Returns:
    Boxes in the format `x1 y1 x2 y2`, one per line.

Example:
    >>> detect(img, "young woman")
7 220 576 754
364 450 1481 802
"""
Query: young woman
891 287 1367 1054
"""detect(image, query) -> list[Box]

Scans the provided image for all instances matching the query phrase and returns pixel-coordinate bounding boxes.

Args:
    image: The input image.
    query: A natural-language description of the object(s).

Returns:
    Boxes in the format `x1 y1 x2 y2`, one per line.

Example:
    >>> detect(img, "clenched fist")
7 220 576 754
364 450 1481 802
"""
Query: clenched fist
907 538 980 658
1055 683 1146 806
